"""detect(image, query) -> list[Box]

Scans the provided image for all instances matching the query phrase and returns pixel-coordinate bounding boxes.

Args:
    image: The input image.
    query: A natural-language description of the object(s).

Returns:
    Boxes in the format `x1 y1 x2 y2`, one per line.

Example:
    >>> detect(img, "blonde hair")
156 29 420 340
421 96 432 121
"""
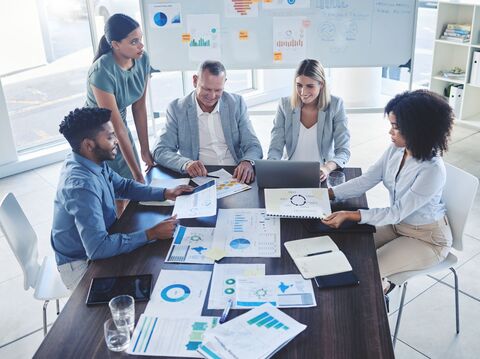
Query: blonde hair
291 59 330 111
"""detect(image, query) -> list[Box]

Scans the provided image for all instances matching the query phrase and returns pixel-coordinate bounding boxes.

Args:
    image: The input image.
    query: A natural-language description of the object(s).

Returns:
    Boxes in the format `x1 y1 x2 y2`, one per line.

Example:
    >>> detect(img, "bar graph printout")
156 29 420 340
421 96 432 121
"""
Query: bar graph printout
127 315 218 357
198 303 307 359
212 209 281 257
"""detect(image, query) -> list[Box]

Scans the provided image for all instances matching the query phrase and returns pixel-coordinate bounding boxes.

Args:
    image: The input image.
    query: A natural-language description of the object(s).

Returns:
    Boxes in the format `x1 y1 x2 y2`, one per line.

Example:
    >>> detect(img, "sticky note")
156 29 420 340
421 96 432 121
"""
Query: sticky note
273 52 283 61
239 31 249 40
181 33 191 43
204 247 227 261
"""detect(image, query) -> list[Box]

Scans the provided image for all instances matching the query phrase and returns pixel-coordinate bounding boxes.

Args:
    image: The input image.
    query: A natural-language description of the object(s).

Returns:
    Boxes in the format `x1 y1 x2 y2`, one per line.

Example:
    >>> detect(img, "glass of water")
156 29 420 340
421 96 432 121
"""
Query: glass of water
327 170 346 188
104 318 130 352
109 295 135 332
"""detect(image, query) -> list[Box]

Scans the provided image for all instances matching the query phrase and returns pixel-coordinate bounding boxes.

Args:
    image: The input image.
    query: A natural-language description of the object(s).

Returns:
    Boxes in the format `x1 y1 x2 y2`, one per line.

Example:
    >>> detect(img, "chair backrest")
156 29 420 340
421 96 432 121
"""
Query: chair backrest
442 164 479 251
0 192 40 290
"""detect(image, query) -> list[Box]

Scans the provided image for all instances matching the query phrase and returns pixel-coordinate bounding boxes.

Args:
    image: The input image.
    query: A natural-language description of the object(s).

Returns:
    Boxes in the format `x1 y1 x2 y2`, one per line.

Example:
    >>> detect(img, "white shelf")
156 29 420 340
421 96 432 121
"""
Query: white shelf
432 76 466 84
435 39 471 47
430 1 480 123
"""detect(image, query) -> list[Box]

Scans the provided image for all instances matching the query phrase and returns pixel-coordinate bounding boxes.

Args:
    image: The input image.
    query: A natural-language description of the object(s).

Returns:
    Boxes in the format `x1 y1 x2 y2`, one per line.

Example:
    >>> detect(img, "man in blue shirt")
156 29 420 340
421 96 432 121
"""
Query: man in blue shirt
51 107 192 289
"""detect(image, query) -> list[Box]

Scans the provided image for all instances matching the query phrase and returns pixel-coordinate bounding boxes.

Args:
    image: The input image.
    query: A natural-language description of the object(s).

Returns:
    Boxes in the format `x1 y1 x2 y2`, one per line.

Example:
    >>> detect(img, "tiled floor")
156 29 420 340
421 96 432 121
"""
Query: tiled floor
0 106 479 358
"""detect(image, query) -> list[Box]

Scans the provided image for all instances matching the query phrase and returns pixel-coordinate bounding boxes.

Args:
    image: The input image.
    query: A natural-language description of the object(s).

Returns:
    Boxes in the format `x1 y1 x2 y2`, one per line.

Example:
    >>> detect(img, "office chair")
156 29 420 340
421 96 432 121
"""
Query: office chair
0 192 70 336
389 164 479 347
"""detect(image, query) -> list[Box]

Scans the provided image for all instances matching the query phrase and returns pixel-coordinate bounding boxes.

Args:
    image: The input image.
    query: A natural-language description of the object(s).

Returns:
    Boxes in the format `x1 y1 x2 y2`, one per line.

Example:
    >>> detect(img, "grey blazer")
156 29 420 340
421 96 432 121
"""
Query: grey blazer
153 91 263 173
267 95 350 167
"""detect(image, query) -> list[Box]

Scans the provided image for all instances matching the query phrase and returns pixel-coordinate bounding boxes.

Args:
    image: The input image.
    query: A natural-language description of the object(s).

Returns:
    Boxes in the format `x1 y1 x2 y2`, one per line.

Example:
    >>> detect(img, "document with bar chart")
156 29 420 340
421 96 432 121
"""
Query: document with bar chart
235 274 316 309
165 226 215 264
127 315 218 357
212 209 281 257
197 303 307 359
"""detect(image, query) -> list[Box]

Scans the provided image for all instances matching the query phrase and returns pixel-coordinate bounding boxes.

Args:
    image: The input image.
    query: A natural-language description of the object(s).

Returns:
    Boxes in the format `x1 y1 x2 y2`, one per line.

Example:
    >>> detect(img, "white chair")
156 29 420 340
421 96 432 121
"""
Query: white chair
0 192 70 336
389 163 479 347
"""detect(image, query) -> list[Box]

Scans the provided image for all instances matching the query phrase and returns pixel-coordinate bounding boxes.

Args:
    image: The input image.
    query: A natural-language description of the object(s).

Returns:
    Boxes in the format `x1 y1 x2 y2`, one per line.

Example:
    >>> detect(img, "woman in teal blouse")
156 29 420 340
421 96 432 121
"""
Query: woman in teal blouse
86 14 153 185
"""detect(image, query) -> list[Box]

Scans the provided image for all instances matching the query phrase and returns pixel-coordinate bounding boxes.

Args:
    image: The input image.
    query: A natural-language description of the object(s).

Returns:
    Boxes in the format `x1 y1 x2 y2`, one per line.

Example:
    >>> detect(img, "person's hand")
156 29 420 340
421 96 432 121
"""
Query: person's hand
233 161 254 184
320 165 332 182
185 160 208 177
141 149 155 173
322 211 360 228
164 185 194 200
146 215 178 240
133 170 145 184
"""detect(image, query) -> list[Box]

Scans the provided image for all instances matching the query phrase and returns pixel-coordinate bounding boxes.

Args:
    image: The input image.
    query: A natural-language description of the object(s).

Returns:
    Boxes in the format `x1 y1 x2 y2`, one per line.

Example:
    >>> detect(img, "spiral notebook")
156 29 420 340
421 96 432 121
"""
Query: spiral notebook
264 188 331 219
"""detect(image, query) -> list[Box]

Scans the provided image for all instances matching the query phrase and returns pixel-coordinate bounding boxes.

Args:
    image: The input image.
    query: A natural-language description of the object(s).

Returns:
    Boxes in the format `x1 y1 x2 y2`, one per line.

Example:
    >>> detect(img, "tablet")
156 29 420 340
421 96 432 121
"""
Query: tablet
85 274 153 306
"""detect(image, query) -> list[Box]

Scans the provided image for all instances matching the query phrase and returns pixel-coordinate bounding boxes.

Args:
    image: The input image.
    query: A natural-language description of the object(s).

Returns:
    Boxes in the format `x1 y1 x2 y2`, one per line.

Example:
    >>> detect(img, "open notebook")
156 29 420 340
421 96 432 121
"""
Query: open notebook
284 236 359 288
264 188 331 219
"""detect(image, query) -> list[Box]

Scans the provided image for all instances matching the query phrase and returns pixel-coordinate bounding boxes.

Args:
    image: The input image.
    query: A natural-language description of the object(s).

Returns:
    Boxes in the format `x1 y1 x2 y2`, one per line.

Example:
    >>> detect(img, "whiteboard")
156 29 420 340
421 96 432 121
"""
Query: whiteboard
141 0 416 71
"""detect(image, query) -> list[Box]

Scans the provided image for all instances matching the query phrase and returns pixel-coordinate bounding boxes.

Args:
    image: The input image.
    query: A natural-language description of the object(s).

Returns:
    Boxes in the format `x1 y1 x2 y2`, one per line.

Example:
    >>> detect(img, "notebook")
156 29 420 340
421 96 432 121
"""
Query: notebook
284 236 359 288
264 188 331 219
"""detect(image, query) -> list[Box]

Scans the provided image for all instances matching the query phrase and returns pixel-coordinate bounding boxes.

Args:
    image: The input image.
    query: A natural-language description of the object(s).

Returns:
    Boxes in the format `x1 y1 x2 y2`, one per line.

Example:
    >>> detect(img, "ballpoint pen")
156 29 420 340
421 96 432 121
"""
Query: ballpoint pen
219 298 233 324
206 175 220 179
307 250 333 257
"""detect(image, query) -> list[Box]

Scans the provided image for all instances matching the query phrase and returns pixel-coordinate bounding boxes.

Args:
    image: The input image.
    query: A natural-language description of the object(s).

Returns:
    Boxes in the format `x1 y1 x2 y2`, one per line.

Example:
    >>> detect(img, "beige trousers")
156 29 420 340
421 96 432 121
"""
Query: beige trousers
374 215 453 283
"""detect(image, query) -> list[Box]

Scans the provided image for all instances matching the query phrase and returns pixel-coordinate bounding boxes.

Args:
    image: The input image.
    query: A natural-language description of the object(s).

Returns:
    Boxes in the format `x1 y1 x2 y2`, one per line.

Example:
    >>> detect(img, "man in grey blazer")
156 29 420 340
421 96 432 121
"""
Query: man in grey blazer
153 60 262 183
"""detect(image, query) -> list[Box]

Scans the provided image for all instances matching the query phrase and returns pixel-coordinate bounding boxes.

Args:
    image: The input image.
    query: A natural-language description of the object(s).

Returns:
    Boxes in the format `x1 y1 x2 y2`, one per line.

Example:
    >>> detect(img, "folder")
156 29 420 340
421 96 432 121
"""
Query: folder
449 85 463 117
470 51 480 86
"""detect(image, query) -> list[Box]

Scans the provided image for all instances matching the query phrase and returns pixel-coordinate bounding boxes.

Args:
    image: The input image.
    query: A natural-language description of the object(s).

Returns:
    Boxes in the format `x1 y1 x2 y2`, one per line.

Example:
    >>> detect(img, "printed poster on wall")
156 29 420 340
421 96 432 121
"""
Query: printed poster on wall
149 3 182 29
273 16 307 64
187 14 221 61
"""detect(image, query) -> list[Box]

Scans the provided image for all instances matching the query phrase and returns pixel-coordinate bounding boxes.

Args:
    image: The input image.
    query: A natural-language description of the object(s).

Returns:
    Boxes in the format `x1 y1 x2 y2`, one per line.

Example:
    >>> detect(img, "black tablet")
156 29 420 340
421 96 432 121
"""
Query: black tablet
86 274 153 306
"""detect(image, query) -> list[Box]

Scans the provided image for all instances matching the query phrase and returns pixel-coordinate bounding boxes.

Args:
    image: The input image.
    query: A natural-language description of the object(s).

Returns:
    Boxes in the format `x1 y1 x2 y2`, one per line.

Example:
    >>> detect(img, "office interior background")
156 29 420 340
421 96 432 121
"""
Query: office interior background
0 0 479 358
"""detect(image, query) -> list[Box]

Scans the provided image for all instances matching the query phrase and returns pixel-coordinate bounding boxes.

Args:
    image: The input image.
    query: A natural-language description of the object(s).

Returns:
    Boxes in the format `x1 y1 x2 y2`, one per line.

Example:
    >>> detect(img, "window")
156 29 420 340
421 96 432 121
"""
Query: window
1 0 93 151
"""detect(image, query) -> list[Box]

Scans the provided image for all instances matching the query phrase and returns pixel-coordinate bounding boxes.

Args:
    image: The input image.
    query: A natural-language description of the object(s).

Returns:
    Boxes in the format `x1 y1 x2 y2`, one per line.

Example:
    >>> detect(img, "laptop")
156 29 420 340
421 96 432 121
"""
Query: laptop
254 160 320 188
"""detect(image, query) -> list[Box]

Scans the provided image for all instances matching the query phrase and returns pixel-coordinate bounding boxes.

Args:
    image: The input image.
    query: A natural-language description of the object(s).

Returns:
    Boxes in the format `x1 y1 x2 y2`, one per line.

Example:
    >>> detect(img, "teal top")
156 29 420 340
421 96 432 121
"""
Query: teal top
86 51 151 120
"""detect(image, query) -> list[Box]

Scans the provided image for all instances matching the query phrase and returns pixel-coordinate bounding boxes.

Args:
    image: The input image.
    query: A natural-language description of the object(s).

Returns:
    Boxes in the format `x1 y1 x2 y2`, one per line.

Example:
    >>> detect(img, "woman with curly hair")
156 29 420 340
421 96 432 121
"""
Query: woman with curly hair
322 89 454 294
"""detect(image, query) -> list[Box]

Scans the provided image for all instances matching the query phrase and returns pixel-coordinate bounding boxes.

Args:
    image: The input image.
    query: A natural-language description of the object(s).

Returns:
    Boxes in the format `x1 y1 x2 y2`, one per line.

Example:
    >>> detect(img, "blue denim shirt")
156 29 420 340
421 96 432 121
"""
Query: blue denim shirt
51 152 165 266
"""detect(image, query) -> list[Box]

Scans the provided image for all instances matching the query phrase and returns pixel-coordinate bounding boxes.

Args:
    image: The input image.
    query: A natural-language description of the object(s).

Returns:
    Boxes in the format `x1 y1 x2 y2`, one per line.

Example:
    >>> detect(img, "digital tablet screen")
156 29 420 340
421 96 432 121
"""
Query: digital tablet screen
86 274 152 306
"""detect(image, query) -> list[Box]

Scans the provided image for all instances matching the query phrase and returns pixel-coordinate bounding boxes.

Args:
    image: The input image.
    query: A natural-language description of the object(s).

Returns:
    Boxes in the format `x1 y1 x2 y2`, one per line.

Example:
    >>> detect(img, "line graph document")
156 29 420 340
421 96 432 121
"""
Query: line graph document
212 209 281 257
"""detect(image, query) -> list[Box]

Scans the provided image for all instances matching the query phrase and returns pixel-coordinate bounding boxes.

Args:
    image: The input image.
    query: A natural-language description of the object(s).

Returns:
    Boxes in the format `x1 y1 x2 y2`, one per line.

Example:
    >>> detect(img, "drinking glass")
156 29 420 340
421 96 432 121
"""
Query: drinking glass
327 171 346 188
109 295 135 332
104 318 130 352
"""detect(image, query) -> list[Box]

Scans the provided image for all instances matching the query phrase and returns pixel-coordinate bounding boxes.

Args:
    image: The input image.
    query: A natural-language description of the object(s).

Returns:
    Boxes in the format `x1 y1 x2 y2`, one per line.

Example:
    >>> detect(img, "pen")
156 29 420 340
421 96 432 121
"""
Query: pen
307 250 333 257
206 175 220 179
219 298 233 324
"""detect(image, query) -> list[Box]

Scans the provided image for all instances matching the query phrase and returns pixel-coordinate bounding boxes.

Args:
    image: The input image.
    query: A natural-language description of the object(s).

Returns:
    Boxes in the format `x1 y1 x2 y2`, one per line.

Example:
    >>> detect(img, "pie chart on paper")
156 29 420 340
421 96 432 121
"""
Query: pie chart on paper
153 12 168 27
230 238 250 249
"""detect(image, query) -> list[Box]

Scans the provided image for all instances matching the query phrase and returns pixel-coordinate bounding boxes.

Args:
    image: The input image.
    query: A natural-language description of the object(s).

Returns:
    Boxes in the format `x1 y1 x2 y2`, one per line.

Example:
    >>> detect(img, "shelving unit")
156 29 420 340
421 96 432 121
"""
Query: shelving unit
430 1 480 129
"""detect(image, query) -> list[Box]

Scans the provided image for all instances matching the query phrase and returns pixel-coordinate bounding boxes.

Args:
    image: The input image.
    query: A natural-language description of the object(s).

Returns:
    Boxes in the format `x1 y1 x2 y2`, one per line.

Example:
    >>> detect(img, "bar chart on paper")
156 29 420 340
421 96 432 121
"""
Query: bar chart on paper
247 311 290 330
213 209 281 257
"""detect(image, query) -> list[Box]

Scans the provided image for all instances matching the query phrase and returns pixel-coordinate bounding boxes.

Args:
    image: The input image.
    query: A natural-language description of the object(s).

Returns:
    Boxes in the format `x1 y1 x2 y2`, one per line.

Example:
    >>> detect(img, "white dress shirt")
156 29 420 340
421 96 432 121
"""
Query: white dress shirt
290 122 321 162
333 145 447 226
195 97 236 165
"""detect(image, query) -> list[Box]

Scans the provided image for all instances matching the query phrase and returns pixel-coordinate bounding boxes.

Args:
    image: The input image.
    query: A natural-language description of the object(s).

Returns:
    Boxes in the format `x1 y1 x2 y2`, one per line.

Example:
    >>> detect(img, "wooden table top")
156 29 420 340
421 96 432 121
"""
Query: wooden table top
35 166 393 359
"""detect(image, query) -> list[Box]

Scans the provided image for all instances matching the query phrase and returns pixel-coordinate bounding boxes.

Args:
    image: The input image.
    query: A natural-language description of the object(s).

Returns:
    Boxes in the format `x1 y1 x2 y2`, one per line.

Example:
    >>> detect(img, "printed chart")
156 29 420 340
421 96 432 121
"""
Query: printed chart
128 315 218 357
187 14 221 61
148 3 182 29
166 226 215 264
235 274 316 308
145 270 211 317
208 263 265 309
212 209 281 257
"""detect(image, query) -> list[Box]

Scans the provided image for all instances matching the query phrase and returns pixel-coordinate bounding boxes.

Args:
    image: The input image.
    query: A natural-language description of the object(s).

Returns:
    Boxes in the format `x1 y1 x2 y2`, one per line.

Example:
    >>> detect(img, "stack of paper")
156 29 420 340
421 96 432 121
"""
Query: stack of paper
172 180 217 218
198 303 307 359
264 188 331 219
165 226 215 264
140 178 190 206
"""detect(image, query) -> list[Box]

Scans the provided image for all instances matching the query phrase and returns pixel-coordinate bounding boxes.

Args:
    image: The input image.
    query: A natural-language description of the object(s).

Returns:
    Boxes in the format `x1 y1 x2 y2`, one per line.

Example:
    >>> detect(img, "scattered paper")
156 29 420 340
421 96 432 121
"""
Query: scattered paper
165 226 215 264
203 247 227 262
145 269 211 317
208 263 265 310
192 168 251 199
128 315 218 357
140 178 190 206
172 180 217 219
212 209 281 258
235 274 316 308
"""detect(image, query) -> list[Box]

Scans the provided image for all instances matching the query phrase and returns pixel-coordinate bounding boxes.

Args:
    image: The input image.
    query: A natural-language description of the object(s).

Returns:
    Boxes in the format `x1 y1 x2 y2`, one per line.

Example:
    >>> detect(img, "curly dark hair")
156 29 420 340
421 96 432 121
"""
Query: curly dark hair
59 107 112 153
384 89 453 161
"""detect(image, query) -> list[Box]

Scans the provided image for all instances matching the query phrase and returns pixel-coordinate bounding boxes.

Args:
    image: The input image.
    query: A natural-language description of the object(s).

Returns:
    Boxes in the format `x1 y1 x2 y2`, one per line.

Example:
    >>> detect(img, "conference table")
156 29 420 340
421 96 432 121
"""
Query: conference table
35 166 394 359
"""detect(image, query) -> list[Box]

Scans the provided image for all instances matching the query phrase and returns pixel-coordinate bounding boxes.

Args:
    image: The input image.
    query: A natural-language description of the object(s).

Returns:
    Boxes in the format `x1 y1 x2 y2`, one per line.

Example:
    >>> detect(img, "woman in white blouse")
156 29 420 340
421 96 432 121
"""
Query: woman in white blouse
323 89 454 294
267 59 350 181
